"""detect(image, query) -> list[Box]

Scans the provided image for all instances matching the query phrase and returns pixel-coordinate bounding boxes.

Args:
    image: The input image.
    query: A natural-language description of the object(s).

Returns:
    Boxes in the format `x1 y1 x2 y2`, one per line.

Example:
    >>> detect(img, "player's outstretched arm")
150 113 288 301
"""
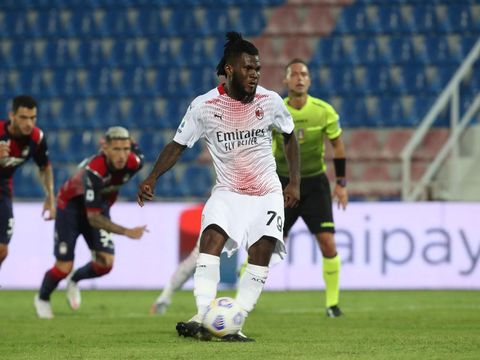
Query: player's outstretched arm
137 141 186 206
282 131 301 208
87 212 148 240
38 163 56 220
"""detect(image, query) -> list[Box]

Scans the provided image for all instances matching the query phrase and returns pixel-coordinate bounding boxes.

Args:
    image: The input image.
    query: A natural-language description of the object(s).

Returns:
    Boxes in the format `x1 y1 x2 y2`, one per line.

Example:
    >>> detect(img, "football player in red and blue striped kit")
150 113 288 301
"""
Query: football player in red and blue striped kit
0 95 55 270
34 126 148 319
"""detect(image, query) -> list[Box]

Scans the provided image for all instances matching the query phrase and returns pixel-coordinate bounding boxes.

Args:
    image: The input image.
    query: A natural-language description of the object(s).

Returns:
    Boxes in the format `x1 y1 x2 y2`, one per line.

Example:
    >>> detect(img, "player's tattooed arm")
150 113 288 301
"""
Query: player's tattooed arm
87 213 147 240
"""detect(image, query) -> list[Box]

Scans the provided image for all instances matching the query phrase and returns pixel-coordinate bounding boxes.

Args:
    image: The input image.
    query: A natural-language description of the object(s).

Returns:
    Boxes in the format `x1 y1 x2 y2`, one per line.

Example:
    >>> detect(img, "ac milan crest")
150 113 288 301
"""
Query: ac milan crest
255 106 264 120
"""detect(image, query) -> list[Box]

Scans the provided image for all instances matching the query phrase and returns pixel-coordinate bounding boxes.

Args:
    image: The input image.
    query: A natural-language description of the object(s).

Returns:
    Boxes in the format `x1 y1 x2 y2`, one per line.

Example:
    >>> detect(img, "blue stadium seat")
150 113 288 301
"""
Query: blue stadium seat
67 132 99 163
376 5 409 34
80 67 114 97
444 4 477 33
28 9 62 38
163 9 200 37
45 131 67 162
365 65 392 94
411 6 440 34
107 39 140 67
201 9 233 36
397 65 428 94
423 37 460 65
155 170 182 198
54 167 72 191
377 97 406 126
180 165 213 198
385 37 416 64
330 66 358 95
174 39 209 67
350 38 381 65
98 8 132 37
136 8 162 37
13 165 44 198
342 97 370 127
311 38 346 66
142 39 173 67
60 9 97 37
236 7 267 36
138 132 166 162
334 5 371 34
185 66 217 95
117 66 149 97
3 11 28 38
72 39 106 67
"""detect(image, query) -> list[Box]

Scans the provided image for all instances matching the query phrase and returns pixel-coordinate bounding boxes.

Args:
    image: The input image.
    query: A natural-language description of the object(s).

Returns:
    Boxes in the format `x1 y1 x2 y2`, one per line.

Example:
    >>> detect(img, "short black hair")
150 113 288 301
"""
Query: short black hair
216 32 259 77
285 58 308 73
12 95 37 113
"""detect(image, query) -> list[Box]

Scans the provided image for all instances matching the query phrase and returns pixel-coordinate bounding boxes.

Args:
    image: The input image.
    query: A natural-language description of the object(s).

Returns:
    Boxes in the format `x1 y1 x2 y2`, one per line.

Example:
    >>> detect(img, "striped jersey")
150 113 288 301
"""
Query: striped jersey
174 84 294 196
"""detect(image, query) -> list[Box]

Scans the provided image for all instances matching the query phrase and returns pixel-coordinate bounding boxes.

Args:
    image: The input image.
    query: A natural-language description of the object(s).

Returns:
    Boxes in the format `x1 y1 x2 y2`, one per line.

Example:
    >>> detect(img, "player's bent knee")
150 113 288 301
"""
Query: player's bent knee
55 260 74 275
92 261 113 276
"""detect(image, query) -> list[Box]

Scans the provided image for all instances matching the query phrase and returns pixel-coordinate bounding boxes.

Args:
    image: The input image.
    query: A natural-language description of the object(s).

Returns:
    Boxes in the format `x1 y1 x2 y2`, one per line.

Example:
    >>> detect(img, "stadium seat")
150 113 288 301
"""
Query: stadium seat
236 7 266 36
13 164 44 198
54 167 73 191
138 132 166 162
375 97 405 127
107 39 141 67
410 5 440 34
348 129 383 160
397 65 428 94
423 37 460 65
382 128 413 160
174 39 209 67
365 65 392 94
384 37 416 64
180 165 213 198
311 38 346 66
282 37 314 66
444 4 477 33
299 5 335 36
264 6 300 36
376 5 409 34
413 128 449 161
334 5 370 34
143 39 173 67
350 38 381 65
202 9 234 36
340 98 369 127
155 169 182 198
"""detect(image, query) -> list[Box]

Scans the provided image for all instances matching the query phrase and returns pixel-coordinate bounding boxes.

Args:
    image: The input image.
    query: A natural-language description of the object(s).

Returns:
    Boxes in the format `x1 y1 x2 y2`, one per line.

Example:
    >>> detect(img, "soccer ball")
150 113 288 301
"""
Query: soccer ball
202 297 245 337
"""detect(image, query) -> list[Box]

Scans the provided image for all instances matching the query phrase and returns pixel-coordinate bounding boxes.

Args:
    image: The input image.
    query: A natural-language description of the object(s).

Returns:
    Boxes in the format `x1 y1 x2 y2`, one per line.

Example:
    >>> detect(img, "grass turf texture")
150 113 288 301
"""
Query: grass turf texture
1 290 479 359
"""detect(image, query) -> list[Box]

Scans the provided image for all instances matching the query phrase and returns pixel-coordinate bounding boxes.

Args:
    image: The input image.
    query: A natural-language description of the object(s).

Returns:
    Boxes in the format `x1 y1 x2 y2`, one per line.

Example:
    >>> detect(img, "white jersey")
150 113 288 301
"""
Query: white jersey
174 84 294 196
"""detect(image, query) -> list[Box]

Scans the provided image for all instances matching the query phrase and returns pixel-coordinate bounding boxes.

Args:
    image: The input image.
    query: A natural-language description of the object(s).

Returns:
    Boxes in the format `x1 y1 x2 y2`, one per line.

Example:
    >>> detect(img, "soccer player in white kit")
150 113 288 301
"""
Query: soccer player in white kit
137 32 300 342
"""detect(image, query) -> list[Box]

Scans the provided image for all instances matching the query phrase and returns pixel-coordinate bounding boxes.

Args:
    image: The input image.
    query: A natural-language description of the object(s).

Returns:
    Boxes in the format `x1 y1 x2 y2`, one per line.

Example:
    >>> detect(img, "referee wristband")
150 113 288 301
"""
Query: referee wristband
333 158 346 178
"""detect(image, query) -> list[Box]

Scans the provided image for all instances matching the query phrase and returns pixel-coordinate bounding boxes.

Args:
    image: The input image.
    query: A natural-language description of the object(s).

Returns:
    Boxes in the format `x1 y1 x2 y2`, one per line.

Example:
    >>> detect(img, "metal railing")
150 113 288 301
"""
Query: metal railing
401 39 480 201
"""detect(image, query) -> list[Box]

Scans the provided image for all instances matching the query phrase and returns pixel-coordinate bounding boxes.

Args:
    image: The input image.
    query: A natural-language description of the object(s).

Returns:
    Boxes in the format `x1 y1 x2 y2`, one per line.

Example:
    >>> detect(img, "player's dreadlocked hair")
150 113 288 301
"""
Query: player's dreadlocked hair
216 31 259 77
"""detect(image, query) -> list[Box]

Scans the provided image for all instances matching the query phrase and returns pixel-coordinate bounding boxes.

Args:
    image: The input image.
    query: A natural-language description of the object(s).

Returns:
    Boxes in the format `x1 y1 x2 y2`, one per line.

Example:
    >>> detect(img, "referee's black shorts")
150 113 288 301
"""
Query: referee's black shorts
279 173 335 236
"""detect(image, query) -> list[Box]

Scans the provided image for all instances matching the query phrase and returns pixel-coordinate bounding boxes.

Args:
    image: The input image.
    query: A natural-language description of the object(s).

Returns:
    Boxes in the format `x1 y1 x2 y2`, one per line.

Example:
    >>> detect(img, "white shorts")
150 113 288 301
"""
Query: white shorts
200 190 286 266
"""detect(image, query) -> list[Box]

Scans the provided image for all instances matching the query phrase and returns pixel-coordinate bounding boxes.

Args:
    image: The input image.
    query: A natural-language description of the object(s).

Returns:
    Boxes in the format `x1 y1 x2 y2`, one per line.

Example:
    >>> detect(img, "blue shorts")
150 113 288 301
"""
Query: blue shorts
0 196 14 245
54 198 115 261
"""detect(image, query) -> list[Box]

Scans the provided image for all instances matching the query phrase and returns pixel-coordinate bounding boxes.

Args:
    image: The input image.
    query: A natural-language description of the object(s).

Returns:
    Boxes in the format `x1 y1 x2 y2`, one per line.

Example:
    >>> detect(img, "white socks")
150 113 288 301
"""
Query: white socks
236 263 269 315
156 245 199 304
194 253 220 317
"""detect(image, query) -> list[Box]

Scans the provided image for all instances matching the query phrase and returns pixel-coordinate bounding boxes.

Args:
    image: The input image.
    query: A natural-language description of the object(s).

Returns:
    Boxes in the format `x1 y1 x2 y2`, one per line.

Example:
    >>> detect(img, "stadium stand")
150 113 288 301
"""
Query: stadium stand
2 0 479 199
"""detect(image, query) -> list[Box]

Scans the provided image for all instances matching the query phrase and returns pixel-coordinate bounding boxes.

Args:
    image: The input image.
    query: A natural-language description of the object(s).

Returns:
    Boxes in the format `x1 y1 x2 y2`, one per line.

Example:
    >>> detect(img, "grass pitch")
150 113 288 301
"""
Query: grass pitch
1 290 479 359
